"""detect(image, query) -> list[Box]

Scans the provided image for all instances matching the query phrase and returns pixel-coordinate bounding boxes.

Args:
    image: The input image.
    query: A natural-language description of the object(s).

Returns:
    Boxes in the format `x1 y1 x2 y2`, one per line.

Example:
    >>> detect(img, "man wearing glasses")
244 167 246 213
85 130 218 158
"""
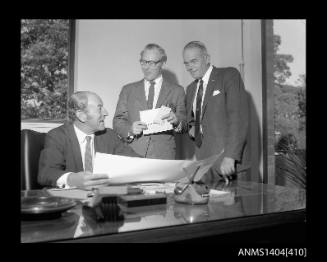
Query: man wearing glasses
113 43 186 159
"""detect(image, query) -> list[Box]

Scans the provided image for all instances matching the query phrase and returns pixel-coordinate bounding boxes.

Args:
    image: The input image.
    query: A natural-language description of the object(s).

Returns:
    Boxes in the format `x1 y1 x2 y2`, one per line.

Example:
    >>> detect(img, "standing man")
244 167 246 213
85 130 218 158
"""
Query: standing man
183 41 250 182
113 43 186 159
38 91 140 189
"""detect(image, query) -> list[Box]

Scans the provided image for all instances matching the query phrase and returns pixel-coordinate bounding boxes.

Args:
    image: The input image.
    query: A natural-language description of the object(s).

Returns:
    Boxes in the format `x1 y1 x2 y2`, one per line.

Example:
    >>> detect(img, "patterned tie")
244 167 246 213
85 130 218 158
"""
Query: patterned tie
147 80 155 109
195 79 204 147
84 136 93 172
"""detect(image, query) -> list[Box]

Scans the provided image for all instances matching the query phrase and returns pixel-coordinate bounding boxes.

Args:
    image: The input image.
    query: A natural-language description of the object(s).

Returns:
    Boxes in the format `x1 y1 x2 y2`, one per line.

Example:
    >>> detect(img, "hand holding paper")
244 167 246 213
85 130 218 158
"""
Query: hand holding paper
161 110 179 126
131 121 148 135
140 106 173 135
67 172 110 190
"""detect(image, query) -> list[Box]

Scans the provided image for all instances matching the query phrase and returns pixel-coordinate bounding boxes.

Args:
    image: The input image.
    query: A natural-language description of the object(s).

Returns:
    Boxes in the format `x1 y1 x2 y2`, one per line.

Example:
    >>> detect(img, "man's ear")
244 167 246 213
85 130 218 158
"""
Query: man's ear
205 54 211 65
76 110 87 123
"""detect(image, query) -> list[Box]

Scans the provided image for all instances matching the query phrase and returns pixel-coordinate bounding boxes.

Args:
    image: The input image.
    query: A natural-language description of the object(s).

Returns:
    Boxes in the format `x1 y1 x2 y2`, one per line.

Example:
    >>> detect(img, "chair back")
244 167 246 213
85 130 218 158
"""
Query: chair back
21 129 46 190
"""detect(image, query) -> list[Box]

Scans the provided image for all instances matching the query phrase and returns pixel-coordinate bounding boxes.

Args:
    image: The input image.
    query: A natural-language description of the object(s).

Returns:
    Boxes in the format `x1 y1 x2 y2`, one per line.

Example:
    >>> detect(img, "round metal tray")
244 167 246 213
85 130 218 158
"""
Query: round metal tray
21 196 76 215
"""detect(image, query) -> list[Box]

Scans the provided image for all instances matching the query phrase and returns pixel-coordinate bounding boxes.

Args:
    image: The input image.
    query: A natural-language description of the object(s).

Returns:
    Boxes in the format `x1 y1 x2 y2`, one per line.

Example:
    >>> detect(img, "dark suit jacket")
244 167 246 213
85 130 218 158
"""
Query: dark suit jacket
38 122 140 187
186 66 250 173
113 78 186 159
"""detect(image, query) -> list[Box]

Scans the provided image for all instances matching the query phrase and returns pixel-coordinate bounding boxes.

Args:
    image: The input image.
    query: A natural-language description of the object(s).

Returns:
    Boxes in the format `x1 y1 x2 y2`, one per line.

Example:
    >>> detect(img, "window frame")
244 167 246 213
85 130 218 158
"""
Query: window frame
261 19 276 184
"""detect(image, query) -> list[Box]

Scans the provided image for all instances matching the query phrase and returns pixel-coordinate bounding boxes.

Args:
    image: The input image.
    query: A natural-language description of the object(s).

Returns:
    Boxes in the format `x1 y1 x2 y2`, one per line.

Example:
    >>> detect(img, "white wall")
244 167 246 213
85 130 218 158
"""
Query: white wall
74 19 263 179
75 19 243 128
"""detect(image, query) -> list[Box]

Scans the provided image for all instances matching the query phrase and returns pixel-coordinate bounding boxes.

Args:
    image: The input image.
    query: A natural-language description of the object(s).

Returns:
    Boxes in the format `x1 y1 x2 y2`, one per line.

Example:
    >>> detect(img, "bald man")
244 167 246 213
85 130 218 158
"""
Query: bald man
38 91 140 189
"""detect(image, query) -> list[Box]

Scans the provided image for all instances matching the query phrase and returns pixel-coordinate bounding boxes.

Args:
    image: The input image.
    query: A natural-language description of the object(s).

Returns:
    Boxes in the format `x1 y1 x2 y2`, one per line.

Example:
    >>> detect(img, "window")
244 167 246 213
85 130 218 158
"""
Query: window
273 20 306 189
21 19 75 124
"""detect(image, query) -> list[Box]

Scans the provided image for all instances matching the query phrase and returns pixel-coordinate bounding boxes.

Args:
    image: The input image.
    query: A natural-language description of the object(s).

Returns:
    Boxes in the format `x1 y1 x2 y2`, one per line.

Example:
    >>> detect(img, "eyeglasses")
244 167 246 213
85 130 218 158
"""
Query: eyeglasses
139 59 162 67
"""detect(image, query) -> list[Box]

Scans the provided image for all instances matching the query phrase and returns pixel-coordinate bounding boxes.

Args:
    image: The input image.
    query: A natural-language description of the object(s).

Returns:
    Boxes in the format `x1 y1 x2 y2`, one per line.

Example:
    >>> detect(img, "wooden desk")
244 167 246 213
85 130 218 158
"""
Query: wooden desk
21 180 306 243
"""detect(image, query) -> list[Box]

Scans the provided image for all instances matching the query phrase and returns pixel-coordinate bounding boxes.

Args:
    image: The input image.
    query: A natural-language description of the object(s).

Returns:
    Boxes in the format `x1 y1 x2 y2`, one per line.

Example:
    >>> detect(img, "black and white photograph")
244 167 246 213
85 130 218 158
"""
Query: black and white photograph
21 19 306 248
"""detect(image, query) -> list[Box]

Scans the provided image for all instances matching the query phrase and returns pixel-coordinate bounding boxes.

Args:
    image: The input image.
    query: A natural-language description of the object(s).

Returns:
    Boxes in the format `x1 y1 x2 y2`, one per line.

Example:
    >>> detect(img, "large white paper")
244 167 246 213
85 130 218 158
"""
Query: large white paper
140 106 173 135
93 152 223 185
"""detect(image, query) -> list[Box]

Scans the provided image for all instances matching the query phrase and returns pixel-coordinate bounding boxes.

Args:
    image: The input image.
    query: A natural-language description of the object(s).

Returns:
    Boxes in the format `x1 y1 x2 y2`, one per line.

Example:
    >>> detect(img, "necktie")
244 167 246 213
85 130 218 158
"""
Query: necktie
147 81 155 109
195 79 204 147
84 136 93 172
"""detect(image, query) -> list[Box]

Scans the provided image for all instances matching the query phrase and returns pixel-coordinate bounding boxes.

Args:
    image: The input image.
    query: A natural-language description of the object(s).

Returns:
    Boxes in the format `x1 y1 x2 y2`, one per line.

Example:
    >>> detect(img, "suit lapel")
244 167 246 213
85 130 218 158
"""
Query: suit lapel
135 80 148 111
66 123 84 171
187 81 197 118
201 67 220 119
155 79 171 108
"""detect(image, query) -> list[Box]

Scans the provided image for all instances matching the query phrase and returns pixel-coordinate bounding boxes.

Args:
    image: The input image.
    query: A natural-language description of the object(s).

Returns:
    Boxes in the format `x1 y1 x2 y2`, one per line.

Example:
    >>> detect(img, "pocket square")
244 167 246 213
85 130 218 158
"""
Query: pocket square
213 90 220 96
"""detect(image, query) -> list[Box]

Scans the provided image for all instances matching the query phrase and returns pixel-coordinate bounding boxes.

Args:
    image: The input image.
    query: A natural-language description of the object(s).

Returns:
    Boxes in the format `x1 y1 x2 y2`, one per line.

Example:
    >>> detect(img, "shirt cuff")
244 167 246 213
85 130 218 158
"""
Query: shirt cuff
56 172 75 189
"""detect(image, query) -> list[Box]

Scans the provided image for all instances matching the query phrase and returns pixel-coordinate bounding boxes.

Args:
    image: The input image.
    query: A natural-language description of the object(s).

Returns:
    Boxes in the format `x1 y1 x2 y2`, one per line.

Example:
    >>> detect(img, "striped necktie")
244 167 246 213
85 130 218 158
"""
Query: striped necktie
147 80 155 109
84 136 93 172
195 79 203 147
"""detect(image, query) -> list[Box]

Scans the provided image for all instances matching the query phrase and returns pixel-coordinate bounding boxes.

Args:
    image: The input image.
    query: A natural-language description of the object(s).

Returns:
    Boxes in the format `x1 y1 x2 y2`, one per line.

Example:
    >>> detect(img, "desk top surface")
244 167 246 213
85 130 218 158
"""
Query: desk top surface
21 180 306 243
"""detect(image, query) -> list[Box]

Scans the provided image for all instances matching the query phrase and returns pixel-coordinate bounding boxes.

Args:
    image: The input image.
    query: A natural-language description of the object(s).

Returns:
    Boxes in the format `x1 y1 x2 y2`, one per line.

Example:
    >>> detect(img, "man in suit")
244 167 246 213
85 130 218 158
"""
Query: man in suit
183 41 250 183
113 43 186 159
38 91 140 189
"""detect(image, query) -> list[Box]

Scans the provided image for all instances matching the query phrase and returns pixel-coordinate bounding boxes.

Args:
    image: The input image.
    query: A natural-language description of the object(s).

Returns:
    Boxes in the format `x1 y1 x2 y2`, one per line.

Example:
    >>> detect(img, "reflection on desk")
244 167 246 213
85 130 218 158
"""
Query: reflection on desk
21 180 306 243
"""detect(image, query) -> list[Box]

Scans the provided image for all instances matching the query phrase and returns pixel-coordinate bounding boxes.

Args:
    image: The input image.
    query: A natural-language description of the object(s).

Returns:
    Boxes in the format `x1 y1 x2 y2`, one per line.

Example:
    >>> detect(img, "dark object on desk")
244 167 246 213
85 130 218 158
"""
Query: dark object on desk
21 129 46 190
21 196 76 220
86 186 143 207
85 196 124 222
21 211 63 220
174 182 210 205
118 193 167 208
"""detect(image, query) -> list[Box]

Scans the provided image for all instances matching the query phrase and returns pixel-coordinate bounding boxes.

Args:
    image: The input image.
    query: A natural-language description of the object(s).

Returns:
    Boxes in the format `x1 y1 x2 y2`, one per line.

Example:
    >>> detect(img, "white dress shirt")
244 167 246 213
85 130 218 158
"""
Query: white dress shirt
56 125 95 188
192 65 213 133
144 75 163 109
192 65 213 116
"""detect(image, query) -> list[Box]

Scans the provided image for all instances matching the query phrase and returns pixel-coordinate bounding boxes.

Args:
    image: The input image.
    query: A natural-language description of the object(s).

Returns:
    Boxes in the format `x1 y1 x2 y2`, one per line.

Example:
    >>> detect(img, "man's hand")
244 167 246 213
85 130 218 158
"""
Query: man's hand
131 121 147 135
161 111 179 126
67 172 110 190
219 157 236 184
188 125 195 138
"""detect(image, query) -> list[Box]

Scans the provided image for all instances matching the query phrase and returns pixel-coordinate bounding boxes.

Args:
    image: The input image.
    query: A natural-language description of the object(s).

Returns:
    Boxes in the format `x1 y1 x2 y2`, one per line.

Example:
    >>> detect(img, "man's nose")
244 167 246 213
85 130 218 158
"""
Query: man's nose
102 108 108 116
142 63 151 69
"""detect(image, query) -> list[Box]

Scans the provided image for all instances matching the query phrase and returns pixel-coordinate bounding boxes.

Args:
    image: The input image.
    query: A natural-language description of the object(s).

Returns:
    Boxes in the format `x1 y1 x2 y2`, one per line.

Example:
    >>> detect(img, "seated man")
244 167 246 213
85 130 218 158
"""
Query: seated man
38 91 141 189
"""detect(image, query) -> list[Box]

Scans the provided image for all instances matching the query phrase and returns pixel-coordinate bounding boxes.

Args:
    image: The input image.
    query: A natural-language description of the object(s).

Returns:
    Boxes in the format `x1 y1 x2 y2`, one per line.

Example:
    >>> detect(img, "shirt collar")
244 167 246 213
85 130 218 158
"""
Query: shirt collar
201 65 213 85
144 75 163 86
73 124 95 144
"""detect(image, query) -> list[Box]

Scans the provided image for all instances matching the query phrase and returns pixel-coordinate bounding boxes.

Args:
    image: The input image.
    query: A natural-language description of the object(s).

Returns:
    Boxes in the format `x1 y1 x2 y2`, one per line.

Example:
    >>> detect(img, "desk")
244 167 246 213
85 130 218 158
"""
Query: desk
21 180 306 243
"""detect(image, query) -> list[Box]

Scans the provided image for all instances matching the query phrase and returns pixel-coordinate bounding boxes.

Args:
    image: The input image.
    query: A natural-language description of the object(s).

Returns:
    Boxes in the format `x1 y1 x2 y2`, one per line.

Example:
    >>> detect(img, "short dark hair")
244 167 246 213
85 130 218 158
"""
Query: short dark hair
183 41 208 55
140 43 167 63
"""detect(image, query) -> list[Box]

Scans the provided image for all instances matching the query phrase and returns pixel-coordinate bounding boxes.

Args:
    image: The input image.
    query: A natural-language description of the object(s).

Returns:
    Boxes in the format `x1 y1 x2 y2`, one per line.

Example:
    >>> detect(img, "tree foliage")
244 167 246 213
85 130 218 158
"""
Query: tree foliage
273 32 306 188
273 33 306 146
297 74 306 120
273 34 294 86
21 19 69 120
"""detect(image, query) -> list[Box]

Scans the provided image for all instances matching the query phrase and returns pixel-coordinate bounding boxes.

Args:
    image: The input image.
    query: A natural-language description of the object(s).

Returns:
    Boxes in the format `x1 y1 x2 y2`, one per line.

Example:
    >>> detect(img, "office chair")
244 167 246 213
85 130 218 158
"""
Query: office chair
21 129 46 190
